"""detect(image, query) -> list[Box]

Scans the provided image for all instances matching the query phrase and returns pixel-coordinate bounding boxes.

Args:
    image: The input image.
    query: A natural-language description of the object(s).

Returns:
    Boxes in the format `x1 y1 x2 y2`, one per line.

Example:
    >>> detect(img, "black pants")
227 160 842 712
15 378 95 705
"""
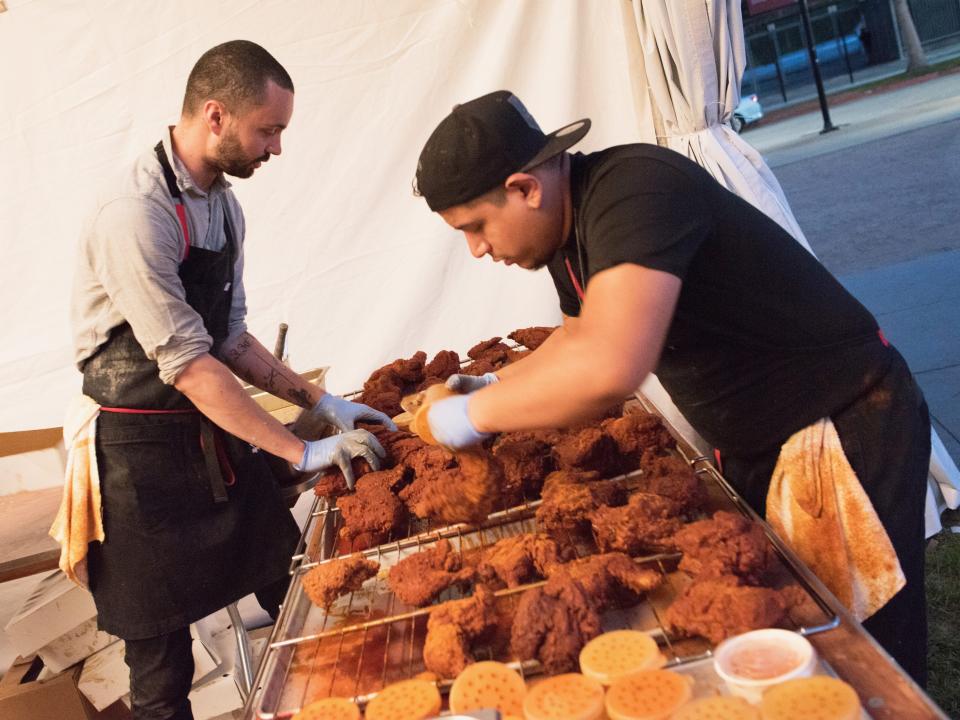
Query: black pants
124 578 288 720
722 356 930 686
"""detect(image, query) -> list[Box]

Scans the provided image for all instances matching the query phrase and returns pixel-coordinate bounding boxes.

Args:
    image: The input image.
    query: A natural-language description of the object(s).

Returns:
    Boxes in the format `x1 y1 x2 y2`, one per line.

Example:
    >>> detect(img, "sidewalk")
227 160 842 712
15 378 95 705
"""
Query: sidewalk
742 70 960 466
744 69 960 167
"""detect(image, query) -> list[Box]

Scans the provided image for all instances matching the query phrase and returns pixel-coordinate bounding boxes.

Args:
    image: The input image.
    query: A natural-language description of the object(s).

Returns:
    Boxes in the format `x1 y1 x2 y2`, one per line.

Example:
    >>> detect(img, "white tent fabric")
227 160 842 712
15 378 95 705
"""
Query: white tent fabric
627 0 810 249
0 0 653 435
1 0 956 529
623 0 959 536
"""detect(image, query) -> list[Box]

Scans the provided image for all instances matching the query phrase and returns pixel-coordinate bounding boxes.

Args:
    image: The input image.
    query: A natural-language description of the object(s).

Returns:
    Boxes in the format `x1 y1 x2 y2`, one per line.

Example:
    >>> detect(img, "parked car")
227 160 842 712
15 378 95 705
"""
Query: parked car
732 94 763 133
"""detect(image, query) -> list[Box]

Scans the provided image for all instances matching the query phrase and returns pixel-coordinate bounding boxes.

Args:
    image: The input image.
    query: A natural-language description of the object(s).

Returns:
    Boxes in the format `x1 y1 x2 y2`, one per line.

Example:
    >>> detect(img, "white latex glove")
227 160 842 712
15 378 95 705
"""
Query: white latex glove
310 393 398 432
445 372 499 394
294 429 386 489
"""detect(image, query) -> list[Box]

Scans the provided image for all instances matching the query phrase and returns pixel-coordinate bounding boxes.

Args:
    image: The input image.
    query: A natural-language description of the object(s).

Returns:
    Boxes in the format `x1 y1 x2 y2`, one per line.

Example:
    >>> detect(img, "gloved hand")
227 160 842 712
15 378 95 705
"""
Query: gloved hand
445 372 499 394
294 429 386 489
310 393 398 432
413 394 492 451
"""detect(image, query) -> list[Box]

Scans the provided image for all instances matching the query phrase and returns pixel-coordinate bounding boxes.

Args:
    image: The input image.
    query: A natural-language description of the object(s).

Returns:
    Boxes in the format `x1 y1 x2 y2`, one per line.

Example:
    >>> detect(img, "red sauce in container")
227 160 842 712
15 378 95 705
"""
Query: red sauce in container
727 642 802 680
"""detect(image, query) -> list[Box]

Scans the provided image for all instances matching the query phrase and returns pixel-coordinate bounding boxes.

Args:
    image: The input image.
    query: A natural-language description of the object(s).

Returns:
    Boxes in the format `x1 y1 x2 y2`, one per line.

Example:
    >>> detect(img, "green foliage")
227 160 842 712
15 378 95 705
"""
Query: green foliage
926 514 960 717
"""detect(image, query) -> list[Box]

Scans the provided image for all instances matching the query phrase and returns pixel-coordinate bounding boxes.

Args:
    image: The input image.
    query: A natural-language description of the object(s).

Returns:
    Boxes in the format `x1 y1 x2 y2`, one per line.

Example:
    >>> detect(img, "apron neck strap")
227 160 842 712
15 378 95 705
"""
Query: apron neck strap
154 141 190 260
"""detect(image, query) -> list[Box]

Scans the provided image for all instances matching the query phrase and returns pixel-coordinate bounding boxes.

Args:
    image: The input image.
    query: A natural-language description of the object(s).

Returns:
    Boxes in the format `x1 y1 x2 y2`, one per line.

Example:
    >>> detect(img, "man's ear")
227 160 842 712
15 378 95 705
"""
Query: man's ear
504 172 543 209
203 99 227 136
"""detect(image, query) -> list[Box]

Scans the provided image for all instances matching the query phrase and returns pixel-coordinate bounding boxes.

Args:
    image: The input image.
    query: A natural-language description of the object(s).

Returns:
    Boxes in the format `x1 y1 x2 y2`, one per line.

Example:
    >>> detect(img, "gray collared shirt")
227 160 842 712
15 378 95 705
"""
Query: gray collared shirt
71 128 248 385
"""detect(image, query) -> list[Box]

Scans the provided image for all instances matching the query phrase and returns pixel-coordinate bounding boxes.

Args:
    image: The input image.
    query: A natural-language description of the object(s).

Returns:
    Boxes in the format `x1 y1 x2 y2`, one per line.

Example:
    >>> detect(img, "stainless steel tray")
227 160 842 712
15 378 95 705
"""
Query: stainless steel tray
244 355 841 719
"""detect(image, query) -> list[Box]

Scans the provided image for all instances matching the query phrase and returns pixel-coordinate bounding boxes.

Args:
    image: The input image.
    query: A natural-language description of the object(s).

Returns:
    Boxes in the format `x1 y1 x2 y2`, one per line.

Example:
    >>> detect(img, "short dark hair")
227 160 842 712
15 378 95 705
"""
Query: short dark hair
182 40 293 117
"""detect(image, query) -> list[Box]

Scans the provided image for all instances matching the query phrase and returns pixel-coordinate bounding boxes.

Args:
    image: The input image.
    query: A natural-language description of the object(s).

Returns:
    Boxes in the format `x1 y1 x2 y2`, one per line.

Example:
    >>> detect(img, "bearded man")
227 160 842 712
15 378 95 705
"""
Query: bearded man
70 41 390 719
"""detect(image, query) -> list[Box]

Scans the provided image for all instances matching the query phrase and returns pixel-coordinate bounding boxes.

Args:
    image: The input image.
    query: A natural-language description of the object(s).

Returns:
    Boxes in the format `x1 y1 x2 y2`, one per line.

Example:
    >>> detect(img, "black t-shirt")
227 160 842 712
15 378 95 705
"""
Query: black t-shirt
546 144 893 454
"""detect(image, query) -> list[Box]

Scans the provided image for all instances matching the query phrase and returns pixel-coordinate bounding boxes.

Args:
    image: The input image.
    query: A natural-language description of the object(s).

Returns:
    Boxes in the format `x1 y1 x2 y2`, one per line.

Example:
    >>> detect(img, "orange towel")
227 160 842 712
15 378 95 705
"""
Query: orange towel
49 395 104 587
766 418 904 620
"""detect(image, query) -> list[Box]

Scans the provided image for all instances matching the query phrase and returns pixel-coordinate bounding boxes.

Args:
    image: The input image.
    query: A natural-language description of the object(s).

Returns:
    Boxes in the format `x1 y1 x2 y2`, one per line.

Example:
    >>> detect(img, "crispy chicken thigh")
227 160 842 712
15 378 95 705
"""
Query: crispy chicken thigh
301 555 379 608
473 534 573 588
423 586 498 677
546 552 663 610
509 575 602 674
387 538 474 607
664 575 791 643
536 472 627 536
589 492 683 555
674 511 774 584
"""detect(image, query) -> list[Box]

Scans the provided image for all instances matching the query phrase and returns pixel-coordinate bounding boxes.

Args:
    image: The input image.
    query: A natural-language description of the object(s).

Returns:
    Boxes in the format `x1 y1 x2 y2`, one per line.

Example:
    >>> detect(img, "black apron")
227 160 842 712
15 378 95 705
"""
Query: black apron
82 142 299 640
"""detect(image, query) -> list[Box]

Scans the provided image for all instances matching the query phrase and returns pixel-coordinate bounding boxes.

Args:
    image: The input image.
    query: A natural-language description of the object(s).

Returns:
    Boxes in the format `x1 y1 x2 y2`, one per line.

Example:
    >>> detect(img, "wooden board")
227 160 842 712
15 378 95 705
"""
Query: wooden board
0 488 61 583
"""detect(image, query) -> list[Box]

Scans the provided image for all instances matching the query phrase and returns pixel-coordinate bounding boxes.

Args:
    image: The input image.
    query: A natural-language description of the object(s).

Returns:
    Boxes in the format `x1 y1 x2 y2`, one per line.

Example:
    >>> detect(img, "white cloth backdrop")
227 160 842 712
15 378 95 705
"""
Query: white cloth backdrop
0 0 653 436
1 0 956 529
623 0 959 535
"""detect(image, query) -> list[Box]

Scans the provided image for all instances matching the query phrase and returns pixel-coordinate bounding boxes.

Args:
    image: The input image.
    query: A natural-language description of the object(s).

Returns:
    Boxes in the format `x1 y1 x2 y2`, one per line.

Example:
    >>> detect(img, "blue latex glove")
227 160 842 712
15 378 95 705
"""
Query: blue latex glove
426 394 492 451
294 429 386 489
445 372 499 393
310 393 398 432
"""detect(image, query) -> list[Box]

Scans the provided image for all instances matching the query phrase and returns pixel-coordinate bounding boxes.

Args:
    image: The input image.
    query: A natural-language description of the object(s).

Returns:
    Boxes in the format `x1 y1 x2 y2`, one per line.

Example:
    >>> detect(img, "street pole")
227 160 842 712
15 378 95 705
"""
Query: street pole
798 0 839 134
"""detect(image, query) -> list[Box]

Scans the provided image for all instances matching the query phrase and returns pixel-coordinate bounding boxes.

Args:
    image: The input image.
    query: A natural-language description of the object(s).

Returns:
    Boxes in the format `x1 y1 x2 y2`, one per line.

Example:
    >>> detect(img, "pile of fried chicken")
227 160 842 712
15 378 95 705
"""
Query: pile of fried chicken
299 326 802 678
312 326 690 553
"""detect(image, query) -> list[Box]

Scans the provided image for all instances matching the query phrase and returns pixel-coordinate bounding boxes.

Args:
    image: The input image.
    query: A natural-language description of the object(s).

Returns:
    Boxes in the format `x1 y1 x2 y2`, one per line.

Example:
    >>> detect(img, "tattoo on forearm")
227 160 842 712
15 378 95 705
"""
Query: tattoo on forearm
227 334 253 364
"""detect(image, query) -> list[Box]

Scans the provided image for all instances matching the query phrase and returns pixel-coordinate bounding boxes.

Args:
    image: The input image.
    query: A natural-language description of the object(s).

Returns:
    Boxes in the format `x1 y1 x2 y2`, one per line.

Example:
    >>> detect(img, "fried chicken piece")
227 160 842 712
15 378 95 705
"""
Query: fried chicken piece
460 358 498 377
423 350 461 382
636 455 707 516
301 555 379 607
674 511 774 584
401 450 501 525
491 437 553 502
547 552 663 610
369 350 428 385
510 575 602 674
404 444 457 477
536 474 627 536
589 492 683 555
423 586 498 677
474 534 573 588
664 575 790 643
601 412 677 472
387 538 474 606
359 351 427 416
314 426 419 497
552 426 621 476
539 469 602 495
336 469 408 550
314 457 374 498
467 337 513 367
508 326 556 351
498 428 565 447
358 371 404 416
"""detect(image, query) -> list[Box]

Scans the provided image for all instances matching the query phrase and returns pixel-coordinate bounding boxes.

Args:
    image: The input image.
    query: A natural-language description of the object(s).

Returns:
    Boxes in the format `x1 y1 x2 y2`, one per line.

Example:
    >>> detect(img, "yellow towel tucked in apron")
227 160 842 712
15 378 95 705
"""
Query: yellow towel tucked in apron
766 418 904 620
49 395 104 587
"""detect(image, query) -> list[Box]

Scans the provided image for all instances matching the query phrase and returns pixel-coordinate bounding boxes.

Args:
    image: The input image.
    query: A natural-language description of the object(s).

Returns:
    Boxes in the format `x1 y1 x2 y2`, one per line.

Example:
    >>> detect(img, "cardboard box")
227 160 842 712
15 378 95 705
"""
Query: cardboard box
4 571 101 657
0 656 130 720
78 628 220 711
36 616 118 674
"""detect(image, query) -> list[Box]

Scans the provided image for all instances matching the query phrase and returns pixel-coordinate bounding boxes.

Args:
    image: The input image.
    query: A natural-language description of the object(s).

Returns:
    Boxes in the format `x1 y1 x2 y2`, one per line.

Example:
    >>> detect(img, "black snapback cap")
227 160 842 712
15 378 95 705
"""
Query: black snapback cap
414 90 590 211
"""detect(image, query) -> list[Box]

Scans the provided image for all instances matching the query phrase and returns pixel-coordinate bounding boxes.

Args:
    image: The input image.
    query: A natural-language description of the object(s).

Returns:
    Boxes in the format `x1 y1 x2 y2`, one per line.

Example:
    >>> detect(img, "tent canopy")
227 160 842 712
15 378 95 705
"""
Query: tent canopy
0 0 654 432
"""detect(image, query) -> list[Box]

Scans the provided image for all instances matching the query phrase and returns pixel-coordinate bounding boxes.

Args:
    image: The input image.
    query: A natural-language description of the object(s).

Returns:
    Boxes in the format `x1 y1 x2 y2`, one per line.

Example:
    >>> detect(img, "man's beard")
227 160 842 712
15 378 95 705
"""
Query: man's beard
215 130 267 179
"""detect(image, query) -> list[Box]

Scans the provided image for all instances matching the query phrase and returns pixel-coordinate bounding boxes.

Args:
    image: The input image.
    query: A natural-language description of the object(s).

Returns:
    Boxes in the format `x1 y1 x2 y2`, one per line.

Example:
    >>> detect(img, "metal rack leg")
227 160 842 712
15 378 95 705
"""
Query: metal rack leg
227 602 255 699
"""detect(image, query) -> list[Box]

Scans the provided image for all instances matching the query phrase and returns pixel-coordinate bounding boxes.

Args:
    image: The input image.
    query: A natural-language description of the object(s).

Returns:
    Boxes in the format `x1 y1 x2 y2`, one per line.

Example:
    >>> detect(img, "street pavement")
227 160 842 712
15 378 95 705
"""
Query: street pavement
744 73 960 464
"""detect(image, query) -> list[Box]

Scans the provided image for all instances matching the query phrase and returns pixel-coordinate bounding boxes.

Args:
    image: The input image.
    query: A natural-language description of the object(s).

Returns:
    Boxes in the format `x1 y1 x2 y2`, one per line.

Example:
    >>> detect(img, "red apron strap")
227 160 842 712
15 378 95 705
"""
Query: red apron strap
175 203 190 261
565 256 586 302
100 406 197 414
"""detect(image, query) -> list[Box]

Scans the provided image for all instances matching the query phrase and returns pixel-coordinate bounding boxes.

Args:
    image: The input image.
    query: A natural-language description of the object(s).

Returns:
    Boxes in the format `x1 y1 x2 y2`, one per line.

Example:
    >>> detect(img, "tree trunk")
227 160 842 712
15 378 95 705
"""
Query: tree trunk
893 0 929 72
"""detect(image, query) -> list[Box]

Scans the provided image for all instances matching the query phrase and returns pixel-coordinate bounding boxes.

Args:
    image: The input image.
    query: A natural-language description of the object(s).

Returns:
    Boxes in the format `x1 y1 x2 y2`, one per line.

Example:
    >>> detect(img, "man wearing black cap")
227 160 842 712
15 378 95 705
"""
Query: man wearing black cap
411 90 930 683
